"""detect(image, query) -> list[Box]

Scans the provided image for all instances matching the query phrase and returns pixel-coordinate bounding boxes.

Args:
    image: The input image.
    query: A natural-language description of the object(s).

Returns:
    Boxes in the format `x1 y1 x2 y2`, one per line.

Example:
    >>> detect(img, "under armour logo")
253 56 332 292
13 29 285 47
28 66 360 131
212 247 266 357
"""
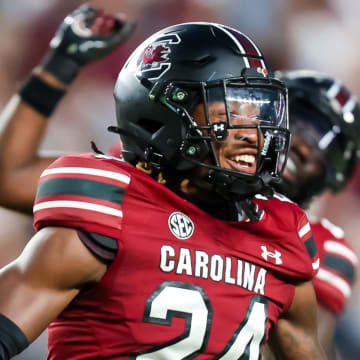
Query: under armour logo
213 123 225 132
212 122 228 140
260 245 282 265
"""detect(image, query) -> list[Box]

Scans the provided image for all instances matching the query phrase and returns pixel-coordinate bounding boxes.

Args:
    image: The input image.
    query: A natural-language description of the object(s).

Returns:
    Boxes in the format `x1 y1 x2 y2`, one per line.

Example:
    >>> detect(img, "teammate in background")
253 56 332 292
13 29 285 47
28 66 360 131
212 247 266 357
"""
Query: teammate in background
0 5 135 214
267 70 360 360
0 12 326 359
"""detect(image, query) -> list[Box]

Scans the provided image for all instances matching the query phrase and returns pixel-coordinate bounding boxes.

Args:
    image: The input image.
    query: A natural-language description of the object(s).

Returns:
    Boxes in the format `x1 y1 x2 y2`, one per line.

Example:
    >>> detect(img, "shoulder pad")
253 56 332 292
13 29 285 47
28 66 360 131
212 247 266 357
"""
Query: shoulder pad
255 195 320 280
320 218 345 239
33 153 131 237
297 212 320 278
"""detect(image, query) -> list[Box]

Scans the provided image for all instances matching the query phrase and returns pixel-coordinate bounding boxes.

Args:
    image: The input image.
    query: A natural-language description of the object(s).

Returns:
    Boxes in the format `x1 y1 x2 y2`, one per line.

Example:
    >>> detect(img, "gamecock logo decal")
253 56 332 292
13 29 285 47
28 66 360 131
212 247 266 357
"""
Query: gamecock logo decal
143 44 169 64
138 33 181 80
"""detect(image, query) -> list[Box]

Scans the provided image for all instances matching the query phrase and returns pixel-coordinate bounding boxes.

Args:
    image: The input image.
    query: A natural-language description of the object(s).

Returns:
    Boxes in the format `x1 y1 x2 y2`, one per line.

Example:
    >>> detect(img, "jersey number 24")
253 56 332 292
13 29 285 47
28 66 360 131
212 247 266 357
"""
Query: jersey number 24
135 281 268 360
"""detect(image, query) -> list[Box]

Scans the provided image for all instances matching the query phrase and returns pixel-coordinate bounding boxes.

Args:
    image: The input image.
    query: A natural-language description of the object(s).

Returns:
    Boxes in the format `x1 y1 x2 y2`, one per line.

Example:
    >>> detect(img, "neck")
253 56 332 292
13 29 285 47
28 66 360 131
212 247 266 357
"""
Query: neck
173 177 240 221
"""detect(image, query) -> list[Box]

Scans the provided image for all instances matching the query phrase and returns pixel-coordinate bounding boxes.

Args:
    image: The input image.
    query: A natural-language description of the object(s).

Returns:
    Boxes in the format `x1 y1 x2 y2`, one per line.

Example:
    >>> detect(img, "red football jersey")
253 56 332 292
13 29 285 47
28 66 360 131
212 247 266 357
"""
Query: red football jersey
34 153 319 360
311 218 358 314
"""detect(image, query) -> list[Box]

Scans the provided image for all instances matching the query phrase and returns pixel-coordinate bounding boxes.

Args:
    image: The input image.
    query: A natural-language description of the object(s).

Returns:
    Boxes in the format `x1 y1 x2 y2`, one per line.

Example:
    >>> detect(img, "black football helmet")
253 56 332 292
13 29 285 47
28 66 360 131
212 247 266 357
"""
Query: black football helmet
111 22 290 200
274 70 360 207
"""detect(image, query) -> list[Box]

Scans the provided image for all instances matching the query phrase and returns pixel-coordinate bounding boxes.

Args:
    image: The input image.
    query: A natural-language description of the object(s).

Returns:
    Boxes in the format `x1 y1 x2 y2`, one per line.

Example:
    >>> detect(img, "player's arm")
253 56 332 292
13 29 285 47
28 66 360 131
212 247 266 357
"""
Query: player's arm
263 305 334 360
0 71 67 214
267 281 327 359
317 307 341 360
0 5 135 214
0 226 107 359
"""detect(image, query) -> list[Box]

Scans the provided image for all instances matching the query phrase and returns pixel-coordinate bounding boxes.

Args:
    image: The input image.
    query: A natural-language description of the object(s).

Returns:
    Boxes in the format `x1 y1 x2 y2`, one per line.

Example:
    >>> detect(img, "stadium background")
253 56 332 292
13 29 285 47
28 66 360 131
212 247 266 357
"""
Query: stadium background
0 0 359 358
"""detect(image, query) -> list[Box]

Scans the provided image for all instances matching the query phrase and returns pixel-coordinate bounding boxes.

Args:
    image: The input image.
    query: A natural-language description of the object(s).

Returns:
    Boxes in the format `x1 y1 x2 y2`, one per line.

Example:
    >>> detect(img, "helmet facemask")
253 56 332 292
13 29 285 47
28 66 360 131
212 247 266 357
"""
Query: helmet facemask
153 73 291 200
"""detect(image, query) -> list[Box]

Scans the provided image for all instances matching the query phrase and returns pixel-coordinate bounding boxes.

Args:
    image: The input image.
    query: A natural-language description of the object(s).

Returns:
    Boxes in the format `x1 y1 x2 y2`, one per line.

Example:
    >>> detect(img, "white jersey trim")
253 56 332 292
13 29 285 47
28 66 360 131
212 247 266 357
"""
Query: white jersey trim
312 258 320 270
41 167 131 184
298 222 311 238
320 218 345 239
316 268 351 298
33 200 123 217
324 240 358 265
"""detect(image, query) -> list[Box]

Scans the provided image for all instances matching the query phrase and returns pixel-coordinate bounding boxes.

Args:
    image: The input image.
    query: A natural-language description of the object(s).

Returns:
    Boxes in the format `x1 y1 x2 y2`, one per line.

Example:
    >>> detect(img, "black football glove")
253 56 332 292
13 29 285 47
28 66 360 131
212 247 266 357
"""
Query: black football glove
42 4 136 83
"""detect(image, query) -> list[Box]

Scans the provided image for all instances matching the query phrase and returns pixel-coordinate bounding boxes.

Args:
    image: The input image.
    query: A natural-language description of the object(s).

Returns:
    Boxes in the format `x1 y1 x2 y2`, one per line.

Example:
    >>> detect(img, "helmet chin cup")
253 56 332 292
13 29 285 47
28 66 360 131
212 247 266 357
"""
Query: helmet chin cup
208 169 272 201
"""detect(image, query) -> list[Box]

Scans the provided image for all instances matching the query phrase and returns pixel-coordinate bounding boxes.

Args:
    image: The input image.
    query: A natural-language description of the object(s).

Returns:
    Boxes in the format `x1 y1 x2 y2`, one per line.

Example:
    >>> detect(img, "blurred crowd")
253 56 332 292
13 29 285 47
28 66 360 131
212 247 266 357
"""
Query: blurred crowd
0 0 359 358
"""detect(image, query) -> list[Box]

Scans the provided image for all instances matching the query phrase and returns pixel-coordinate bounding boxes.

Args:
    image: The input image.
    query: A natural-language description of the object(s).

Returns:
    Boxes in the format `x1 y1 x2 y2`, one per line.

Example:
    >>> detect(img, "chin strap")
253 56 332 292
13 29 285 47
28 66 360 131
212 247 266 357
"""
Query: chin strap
208 169 274 222
208 170 273 199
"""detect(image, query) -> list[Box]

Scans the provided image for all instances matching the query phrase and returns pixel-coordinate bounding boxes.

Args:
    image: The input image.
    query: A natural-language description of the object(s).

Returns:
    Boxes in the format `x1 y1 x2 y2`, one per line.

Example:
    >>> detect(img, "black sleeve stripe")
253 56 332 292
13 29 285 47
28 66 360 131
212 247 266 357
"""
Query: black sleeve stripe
304 236 317 258
37 178 125 204
324 254 355 283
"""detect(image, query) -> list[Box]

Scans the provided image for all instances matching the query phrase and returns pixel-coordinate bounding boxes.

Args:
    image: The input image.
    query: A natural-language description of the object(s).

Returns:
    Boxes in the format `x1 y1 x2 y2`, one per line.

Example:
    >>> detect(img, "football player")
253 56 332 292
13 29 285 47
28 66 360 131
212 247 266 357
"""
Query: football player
0 4 135 214
268 70 360 360
0 19 326 360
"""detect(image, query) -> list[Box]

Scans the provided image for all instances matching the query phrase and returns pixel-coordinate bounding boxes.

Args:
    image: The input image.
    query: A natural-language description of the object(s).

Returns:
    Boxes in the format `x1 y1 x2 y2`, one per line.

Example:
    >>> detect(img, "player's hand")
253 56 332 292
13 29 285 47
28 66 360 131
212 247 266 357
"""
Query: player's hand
41 4 136 83
50 4 135 65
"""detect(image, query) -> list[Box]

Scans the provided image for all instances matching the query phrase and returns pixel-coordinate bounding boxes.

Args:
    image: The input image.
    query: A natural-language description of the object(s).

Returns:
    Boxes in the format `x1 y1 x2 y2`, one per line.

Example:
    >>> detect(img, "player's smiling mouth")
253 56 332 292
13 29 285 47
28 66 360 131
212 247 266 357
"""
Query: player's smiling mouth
283 156 298 183
226 152 257 174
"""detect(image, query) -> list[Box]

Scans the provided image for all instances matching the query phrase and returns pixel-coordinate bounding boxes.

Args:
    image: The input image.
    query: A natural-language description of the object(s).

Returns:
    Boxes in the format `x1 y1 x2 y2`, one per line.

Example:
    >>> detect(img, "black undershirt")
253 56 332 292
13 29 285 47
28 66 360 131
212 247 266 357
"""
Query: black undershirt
76 230 118 264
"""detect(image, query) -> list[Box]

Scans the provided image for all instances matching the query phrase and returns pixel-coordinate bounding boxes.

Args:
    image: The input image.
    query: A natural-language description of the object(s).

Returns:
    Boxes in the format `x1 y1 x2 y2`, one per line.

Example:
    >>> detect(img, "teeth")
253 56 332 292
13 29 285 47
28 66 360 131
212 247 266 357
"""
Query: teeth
286 157 296 173
234 155 256 163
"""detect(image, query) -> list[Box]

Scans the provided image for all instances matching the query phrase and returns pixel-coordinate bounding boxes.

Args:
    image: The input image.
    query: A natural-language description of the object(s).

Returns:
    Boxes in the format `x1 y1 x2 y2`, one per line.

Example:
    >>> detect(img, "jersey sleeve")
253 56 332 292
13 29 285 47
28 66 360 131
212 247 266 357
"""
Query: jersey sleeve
33 153 131 239
297 212 320 279
254 194 319 281
312 219 358 314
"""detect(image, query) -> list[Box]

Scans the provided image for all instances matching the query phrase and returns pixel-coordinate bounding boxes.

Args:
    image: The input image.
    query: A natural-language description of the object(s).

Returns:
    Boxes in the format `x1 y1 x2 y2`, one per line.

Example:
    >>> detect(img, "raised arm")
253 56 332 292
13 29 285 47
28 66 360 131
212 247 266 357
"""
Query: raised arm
0 227 107 358
267 281 327 359
0 70 67 214
0 5 135 213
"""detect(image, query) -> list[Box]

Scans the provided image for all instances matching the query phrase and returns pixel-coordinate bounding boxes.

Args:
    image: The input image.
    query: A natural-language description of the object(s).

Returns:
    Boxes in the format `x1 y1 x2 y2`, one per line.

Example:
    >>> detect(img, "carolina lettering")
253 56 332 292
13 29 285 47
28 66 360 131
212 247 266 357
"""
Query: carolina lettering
160 245 267 295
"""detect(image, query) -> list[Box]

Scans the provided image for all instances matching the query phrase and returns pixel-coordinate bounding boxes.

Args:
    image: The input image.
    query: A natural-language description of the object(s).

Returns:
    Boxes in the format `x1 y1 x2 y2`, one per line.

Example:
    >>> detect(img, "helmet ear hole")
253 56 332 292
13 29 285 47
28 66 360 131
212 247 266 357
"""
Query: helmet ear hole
137 118 163 135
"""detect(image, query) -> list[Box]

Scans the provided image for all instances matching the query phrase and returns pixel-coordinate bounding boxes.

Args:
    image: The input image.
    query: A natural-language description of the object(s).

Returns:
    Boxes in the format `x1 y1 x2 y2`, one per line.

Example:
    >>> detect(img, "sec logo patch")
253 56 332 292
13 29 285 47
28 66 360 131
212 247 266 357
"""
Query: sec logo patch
168 212 194 240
